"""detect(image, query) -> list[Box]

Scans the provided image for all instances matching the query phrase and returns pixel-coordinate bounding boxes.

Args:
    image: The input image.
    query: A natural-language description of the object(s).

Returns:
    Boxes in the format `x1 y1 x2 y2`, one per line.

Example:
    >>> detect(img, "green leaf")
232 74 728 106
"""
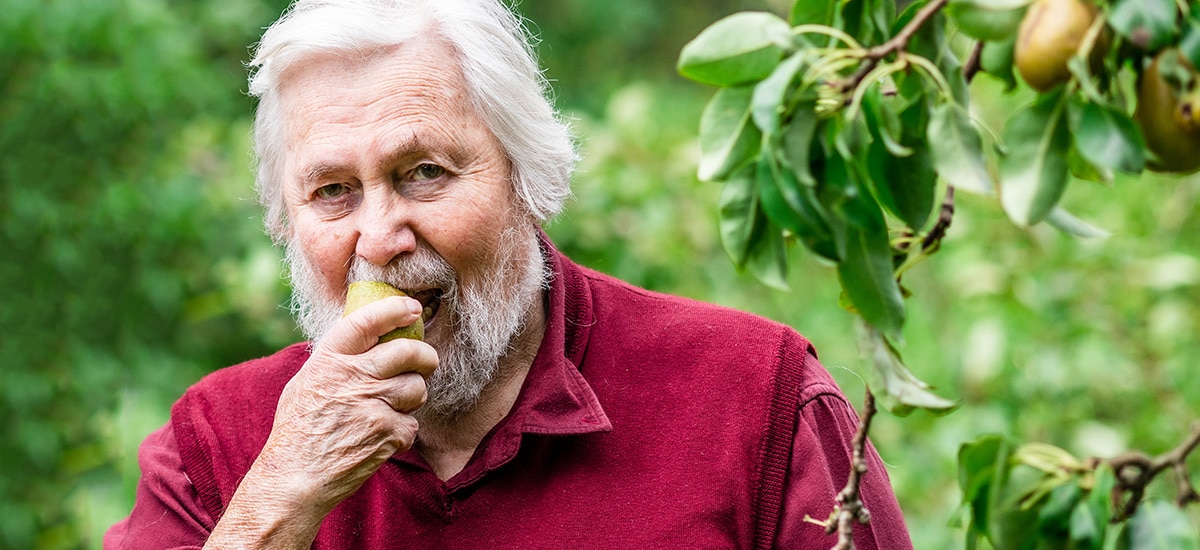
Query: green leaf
1089 465 1116 523
757 153 800 231
758 146 841 261
791 0 836 26
718 165 762 269
841 0 892 47
870 0 897 43
959 435 1007 502
752 53 810 135
1038 481 1083 542
820 138 857 199
981 35 1018 91
815 150 855 254
866 139 937 231
699 86 762 182
862 85 913 157
945 0 1028 41
1045 207 1111 239
856 320 958 415
959 435 1012 540
780 107 820 187
1108 0 1179 51
678 12 793 86
891 0 927 37
832 112 871 162
1120 500 1200 550
837 195 906 342
999 92 1071 226
1068 98 1146 174
928 101 994 195
1068 144 1115 184
746 222 790 291
988 463 1049 550
904 3 969 105
893 63 930 108
1067 55 1105 103
937 40 971 109
874 100 938 229
966 523 983 550
1179 12 1200 74
1077 465 1115 547
1069 497 1104 550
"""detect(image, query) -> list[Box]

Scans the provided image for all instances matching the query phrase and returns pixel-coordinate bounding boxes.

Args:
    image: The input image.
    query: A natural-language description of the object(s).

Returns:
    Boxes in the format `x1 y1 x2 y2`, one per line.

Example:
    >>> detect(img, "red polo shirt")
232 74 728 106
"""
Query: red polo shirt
106 241 912 549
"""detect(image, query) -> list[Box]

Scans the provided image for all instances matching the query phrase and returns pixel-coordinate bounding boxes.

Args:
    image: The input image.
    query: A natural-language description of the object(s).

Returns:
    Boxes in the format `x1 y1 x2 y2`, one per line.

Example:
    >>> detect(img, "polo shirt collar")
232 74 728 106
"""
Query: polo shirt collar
405 232 612 490
499 231 611 435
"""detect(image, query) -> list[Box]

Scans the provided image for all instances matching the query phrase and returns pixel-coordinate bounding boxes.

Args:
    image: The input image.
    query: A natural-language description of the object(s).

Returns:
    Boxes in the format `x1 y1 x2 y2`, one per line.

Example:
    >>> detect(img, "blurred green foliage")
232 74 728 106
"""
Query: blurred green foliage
1 0 297 546
1 0 1197 548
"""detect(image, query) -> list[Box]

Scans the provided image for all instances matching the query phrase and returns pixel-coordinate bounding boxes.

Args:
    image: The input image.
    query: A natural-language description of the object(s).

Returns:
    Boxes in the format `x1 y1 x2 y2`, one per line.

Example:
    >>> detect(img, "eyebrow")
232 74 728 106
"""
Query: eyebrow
296 132 471 186
376 133 426 176
380 131 475 174
301 162 351 187
295 139 421 187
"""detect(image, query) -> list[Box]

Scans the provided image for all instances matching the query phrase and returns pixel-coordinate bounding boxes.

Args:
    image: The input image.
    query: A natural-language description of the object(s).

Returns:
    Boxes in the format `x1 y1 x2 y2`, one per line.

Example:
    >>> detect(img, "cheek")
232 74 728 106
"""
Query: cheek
432 203 507 260
295 224 357 282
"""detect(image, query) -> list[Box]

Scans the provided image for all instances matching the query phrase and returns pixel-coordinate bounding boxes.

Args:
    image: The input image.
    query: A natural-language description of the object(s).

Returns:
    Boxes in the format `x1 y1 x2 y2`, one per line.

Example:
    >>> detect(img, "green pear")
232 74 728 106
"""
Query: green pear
343 281 424 342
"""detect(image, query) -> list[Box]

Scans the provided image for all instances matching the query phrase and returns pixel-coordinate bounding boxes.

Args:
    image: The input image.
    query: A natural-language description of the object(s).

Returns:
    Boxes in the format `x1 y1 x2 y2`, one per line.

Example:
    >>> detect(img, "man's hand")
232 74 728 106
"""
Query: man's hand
205 295 437 549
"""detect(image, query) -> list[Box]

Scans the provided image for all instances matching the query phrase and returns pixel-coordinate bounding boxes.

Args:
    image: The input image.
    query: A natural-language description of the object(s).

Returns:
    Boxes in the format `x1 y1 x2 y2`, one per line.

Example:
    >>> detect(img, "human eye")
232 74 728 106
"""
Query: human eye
412 163 446 182
314 183 351 200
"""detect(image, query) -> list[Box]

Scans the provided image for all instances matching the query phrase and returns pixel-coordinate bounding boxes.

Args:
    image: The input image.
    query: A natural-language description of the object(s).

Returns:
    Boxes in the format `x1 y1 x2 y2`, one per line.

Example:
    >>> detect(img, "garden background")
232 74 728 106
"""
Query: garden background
1 0 1197 547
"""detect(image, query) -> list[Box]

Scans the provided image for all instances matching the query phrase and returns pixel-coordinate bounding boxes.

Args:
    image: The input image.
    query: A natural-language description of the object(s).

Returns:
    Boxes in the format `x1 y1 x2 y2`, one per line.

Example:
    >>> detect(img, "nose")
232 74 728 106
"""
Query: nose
354 189 417 266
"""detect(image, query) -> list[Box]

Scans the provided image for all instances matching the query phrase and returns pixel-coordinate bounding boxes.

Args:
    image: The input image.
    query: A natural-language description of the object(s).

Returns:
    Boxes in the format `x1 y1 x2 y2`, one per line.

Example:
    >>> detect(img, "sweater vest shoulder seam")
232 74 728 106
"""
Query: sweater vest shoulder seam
751 327 809 549
169 343 310 525
171 390 227 525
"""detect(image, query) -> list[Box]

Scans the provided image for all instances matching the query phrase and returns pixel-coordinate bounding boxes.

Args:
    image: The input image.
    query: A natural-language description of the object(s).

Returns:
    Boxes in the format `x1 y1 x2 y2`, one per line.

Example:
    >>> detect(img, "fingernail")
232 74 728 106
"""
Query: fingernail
407 298 423 316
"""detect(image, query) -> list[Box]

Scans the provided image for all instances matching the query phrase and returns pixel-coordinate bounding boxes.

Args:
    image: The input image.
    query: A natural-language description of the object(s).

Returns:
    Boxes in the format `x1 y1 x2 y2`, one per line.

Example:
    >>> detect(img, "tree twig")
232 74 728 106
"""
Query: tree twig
827 389 878 550
836 0 951 94
920 187 955 254
1107 423 1200 521
963 41 984 83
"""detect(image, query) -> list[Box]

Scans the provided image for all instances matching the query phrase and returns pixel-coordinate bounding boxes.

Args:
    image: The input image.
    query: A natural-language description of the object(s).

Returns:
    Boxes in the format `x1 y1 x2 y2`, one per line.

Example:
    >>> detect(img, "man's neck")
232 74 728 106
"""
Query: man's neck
414 294 547 481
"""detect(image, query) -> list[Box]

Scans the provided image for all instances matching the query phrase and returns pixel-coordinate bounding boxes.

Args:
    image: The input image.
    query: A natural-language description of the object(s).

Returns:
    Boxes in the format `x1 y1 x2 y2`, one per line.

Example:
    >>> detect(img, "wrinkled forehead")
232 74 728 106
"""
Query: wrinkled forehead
275 37 465 104
273 39 481 146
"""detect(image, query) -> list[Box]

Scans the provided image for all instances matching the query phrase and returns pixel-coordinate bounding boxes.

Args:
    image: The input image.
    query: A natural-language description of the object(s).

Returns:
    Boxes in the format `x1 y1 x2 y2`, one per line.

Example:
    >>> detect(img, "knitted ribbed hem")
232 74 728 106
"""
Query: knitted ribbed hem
752 330 809 549
172 393 226 525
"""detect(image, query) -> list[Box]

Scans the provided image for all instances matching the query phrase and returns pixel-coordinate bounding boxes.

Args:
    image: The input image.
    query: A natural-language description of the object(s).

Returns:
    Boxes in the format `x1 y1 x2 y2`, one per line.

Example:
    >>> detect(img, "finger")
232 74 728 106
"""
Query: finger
340 400 421 460
357 338 439 380
376 408 420 454
320 296 425 355
370 372 428 413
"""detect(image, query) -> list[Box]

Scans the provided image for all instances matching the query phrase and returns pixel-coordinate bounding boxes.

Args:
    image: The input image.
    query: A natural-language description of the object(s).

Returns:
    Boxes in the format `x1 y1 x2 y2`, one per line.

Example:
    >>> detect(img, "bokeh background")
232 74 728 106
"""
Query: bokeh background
2 0 1198 547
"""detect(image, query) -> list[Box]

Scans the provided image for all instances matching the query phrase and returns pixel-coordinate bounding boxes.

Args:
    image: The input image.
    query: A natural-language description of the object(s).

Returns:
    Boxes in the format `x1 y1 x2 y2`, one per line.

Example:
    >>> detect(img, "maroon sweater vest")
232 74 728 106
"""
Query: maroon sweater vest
171 248 822 548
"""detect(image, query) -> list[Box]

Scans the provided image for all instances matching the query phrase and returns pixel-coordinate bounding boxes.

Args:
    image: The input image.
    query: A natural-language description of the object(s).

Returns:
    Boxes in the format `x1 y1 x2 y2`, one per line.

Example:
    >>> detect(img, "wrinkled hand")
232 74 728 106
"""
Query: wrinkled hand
206 296 436 548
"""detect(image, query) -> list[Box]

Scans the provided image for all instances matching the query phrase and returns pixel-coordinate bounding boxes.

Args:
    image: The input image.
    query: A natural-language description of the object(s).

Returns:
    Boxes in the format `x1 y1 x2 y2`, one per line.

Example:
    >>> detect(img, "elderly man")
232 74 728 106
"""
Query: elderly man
107 0 912 548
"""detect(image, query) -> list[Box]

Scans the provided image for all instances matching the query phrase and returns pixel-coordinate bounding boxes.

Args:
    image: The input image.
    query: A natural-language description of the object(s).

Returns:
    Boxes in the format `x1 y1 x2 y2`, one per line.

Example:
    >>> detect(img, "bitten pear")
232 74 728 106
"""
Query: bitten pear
343 281 425 342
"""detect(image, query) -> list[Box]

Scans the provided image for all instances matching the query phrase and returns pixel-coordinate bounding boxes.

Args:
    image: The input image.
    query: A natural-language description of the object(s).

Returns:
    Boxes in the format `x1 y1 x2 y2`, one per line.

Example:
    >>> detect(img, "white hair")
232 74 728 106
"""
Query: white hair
247 0 577 243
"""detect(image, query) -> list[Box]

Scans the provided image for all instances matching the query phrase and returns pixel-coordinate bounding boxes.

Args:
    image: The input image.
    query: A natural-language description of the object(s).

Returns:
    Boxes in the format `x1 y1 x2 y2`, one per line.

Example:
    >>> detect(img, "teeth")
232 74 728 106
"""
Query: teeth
422 306 433 323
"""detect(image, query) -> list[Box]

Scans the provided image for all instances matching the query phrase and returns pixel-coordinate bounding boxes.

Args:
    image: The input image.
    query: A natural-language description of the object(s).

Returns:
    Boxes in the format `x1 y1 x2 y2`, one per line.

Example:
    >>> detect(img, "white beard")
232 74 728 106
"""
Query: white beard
284 226 548 421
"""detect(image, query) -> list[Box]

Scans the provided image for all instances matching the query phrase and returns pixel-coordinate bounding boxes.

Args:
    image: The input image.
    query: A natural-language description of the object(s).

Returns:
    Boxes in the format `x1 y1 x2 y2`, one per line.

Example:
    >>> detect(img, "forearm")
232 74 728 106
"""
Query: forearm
203 467 328 550
183 303 432 549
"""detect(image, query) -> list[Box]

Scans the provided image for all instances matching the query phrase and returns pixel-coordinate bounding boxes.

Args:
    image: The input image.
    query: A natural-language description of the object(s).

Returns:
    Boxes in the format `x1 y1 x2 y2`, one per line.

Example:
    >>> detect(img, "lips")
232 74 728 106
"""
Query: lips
407 288 443 324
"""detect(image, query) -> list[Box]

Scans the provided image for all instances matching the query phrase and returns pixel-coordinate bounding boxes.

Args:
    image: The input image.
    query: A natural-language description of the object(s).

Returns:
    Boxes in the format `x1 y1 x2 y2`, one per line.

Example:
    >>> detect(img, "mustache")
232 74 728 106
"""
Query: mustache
346 247 457 297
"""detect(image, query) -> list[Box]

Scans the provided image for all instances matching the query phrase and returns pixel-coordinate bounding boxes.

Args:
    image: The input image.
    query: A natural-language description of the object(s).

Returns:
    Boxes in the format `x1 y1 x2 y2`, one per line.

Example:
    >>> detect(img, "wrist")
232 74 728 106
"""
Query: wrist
204 463 330 549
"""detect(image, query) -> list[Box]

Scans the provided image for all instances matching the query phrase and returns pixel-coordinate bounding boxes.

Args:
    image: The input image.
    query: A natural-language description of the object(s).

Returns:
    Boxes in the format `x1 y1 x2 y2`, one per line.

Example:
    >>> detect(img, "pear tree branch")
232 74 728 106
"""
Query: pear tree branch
921 187 956 254
1108 423 1200 521
836 0 951 94
827 389 878 550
